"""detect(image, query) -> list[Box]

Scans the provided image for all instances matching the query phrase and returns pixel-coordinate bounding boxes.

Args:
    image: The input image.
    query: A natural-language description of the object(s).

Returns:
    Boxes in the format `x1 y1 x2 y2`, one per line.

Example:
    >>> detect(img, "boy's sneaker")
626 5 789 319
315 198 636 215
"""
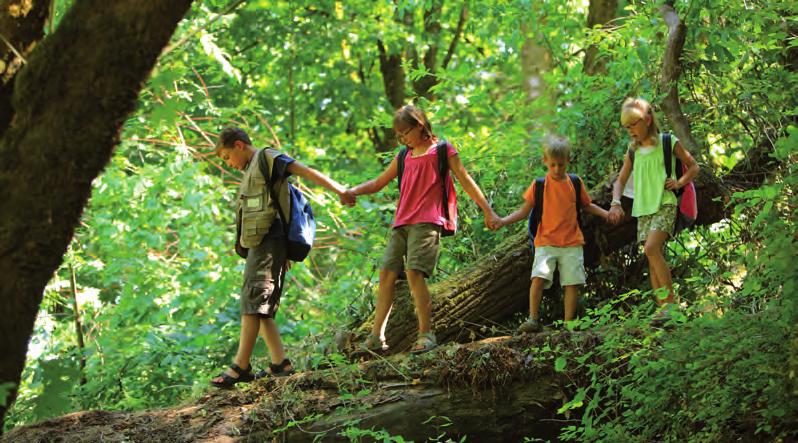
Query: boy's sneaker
518 318 542 334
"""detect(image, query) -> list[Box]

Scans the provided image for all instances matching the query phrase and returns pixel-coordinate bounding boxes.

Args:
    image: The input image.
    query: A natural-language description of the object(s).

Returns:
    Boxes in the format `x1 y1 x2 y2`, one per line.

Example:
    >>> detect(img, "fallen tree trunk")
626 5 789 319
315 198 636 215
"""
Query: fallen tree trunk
1 333 588 442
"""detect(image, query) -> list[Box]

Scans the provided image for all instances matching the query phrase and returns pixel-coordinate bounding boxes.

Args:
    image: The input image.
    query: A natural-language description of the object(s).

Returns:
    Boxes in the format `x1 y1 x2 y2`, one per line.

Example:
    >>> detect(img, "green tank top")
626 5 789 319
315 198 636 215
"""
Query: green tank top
631 133 678 217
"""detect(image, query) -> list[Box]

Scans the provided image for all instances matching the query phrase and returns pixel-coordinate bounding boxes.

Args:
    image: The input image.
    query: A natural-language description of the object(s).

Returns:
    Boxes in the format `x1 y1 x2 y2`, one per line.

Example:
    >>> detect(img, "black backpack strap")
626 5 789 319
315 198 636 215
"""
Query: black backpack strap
436 141 450 221
533 177 546 230
662 132 673 179
568 173 584 226
396 147 409 192
258 149 289 232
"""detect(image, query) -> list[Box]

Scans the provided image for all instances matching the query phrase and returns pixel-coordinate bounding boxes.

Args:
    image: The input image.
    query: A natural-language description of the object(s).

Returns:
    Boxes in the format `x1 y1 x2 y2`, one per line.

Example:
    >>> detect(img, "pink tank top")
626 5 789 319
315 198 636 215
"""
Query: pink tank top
393 142 457 228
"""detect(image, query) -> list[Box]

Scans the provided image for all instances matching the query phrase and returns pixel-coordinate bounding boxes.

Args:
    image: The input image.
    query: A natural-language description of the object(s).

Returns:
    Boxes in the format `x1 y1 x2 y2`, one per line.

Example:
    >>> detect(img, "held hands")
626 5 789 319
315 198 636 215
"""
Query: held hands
608 205 624 225
340 189 357 207
483 208 503 231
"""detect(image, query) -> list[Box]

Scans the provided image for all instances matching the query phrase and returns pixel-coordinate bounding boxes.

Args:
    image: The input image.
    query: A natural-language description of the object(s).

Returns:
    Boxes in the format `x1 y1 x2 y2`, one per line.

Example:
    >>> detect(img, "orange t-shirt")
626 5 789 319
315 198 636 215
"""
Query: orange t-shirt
523 174 592 247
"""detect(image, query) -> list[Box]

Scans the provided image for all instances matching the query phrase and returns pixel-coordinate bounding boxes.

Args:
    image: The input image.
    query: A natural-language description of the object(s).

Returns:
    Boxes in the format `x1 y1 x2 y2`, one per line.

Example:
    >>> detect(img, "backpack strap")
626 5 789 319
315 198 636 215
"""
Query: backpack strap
396 147 410 191
258 149 289 234
661 132 686 197
436 140 450 222
568 173 584 226
532 177 546 234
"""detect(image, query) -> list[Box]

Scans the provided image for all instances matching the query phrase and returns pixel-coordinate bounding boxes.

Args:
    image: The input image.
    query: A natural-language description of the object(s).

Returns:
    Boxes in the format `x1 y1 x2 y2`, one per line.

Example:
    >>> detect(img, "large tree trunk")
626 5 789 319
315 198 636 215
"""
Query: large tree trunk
583 0 618 75
0 0 193 430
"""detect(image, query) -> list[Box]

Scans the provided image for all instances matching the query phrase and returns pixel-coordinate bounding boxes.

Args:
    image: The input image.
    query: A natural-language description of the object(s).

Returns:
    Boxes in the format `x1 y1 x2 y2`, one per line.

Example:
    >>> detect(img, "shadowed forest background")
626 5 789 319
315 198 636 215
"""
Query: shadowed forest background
1 0 796 441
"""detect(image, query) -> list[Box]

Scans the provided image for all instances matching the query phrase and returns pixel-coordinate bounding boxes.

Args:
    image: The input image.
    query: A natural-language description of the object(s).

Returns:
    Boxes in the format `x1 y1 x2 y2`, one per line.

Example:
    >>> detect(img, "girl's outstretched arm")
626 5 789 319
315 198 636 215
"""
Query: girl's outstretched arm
665 141 700 191
447 154 500 228
609 151 632 224
348 157 399 196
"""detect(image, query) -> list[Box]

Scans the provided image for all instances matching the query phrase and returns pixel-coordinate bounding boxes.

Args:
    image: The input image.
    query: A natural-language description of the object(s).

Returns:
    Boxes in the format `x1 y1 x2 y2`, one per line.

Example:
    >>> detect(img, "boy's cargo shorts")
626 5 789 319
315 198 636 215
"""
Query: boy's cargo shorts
240 237 286 318
531 245 586 289
382 223 441 278
637 204 676 243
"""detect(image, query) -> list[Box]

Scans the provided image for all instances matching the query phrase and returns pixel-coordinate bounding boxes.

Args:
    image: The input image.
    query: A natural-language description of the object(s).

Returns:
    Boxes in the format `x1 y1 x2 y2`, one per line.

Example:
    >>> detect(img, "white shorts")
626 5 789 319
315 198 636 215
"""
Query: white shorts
530 246 586 289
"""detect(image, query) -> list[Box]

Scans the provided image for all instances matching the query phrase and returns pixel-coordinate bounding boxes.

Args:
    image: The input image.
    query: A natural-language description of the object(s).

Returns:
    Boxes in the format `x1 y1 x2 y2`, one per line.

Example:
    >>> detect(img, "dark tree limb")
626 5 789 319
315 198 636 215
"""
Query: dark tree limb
0 0 51 133
583 0 618 75
658 3 701 155
0 0 193 429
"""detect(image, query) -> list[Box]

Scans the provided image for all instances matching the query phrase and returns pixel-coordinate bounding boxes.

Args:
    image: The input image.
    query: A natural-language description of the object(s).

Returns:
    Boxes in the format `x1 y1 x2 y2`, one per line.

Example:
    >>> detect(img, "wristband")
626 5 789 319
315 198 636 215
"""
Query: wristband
610 199 622 207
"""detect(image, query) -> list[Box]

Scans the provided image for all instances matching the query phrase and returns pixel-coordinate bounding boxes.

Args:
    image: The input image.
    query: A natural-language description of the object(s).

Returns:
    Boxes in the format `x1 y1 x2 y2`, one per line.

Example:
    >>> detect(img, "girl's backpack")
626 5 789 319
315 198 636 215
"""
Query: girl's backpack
396 140 458 236
628 133 697 232
258 149 316 262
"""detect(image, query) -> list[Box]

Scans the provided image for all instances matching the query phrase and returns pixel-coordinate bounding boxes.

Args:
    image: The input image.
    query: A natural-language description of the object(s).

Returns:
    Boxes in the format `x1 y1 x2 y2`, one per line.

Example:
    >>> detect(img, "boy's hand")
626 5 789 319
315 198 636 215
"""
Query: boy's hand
340 189 356 207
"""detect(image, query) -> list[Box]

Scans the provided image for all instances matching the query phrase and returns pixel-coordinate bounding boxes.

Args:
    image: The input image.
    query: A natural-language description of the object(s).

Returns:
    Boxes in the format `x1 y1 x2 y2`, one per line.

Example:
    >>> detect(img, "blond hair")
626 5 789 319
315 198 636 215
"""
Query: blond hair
620 97 660 148
542 134 571 160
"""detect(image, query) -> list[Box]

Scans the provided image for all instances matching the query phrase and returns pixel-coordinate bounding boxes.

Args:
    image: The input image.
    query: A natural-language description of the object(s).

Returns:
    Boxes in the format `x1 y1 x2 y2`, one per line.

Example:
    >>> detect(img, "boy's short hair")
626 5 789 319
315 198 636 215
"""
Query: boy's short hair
215 127 252 155
542 134 571 160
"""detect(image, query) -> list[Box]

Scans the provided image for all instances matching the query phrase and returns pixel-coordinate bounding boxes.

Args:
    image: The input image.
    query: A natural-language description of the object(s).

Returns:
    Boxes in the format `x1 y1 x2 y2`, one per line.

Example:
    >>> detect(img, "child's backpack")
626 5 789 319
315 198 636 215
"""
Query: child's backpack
628 132 697 232
527 174 585 251
258 149 317 262
396 140 458 236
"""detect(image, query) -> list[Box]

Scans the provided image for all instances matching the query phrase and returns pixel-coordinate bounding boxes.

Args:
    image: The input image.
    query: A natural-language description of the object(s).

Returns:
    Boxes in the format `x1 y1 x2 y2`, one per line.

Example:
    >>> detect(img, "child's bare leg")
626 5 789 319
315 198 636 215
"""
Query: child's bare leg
563 285 578 321
406 269 432 334
219 314 259 379
259 318 290 369
373 269 399 339
529 277 547 319
644 230 675 305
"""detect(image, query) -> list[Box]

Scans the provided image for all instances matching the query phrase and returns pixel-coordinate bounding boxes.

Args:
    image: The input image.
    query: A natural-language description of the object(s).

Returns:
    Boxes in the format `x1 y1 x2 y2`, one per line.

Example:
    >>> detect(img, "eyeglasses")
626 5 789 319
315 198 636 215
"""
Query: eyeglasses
396 125 415 143
623 118 643 130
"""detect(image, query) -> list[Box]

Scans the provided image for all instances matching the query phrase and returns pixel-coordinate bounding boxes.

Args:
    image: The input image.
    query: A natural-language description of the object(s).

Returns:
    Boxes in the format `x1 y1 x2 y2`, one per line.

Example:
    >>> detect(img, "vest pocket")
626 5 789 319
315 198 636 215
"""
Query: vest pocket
242 192 264 213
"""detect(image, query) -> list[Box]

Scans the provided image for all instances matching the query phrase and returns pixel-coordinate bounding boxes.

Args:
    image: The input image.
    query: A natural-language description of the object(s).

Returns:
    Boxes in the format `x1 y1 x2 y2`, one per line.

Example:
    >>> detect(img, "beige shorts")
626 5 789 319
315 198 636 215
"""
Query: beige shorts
382 223 442 277
241 236 286 318
531 246 586 289
637 204 676 243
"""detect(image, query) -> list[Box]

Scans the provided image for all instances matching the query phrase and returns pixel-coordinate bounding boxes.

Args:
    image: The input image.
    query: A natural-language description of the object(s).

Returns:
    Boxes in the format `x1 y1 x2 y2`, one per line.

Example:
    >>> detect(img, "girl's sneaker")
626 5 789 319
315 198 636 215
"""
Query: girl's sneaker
410 332 437 354
362 335 388 352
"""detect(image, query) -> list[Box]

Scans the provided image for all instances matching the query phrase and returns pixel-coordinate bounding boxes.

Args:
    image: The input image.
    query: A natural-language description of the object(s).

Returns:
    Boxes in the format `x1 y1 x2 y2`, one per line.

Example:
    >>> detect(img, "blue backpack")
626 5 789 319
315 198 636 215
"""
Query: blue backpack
527 174 584 251
258 149 316 262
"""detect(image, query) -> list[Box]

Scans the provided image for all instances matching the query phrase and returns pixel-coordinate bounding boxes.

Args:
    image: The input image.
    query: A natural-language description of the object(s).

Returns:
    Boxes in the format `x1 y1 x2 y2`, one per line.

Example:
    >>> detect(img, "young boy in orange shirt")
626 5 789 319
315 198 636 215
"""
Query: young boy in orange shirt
494 136 609 332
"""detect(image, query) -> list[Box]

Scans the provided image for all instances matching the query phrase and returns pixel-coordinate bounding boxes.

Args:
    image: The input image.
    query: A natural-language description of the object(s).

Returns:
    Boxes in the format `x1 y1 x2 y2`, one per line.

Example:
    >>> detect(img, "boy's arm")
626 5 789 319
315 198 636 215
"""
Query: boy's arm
584 202 609 221
447 154 499 228
348 157 399 196
498 198 535 229
287 160 348 197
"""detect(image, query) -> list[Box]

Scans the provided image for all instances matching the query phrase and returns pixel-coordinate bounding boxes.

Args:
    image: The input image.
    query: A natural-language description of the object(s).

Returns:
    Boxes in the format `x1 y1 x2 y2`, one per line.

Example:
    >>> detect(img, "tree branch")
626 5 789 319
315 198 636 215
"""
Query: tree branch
441 1 467 70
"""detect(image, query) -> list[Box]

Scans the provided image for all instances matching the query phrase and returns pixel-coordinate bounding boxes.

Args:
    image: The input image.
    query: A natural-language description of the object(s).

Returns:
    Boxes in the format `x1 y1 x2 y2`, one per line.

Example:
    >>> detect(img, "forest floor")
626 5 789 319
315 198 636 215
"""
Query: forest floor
2 331 600 442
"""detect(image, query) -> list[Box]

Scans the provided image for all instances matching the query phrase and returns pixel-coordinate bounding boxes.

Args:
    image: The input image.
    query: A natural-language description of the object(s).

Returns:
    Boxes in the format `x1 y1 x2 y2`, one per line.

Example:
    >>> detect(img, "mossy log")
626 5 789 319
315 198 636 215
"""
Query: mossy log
2 333 594 442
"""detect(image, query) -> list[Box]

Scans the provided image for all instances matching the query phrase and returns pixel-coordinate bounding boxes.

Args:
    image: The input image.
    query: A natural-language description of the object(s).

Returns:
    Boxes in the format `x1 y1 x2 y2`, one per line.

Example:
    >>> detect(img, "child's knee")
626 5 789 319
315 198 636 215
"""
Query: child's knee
405 269 426 282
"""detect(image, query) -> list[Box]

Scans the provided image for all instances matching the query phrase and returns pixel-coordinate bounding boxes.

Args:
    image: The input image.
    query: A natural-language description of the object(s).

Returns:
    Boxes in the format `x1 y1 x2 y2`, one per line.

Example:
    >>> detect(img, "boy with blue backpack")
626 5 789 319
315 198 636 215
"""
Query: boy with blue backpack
494 135 609 333
210 127 354 388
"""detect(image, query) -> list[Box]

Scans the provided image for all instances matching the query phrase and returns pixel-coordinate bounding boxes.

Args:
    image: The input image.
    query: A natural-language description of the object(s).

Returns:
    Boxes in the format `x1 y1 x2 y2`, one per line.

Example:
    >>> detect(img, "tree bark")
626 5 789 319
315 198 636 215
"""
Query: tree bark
583 0 618 75
0 0 51 131
0 0 193 430
658 3 701 156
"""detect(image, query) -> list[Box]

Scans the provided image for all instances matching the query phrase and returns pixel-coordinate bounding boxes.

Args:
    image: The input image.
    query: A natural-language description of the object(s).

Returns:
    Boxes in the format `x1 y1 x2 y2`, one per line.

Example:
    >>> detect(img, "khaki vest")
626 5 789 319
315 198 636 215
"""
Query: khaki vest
236 148 291 248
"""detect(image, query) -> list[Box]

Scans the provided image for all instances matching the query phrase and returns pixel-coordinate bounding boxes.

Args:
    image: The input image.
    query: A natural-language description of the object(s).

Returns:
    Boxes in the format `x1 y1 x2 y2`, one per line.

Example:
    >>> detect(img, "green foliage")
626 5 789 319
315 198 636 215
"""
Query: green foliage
6 0 797 441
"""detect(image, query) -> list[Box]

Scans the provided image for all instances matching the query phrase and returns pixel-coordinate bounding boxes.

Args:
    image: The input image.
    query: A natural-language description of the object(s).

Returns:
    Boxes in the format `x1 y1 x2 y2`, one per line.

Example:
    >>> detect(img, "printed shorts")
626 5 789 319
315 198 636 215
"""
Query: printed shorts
637 204 676 243
240 237 287 318
382 223 442 277
530 245 586 289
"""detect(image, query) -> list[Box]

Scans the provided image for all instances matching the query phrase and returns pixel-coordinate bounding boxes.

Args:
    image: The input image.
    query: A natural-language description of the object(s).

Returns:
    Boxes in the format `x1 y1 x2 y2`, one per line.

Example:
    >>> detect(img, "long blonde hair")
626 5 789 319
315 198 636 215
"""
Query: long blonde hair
621 97 660 148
